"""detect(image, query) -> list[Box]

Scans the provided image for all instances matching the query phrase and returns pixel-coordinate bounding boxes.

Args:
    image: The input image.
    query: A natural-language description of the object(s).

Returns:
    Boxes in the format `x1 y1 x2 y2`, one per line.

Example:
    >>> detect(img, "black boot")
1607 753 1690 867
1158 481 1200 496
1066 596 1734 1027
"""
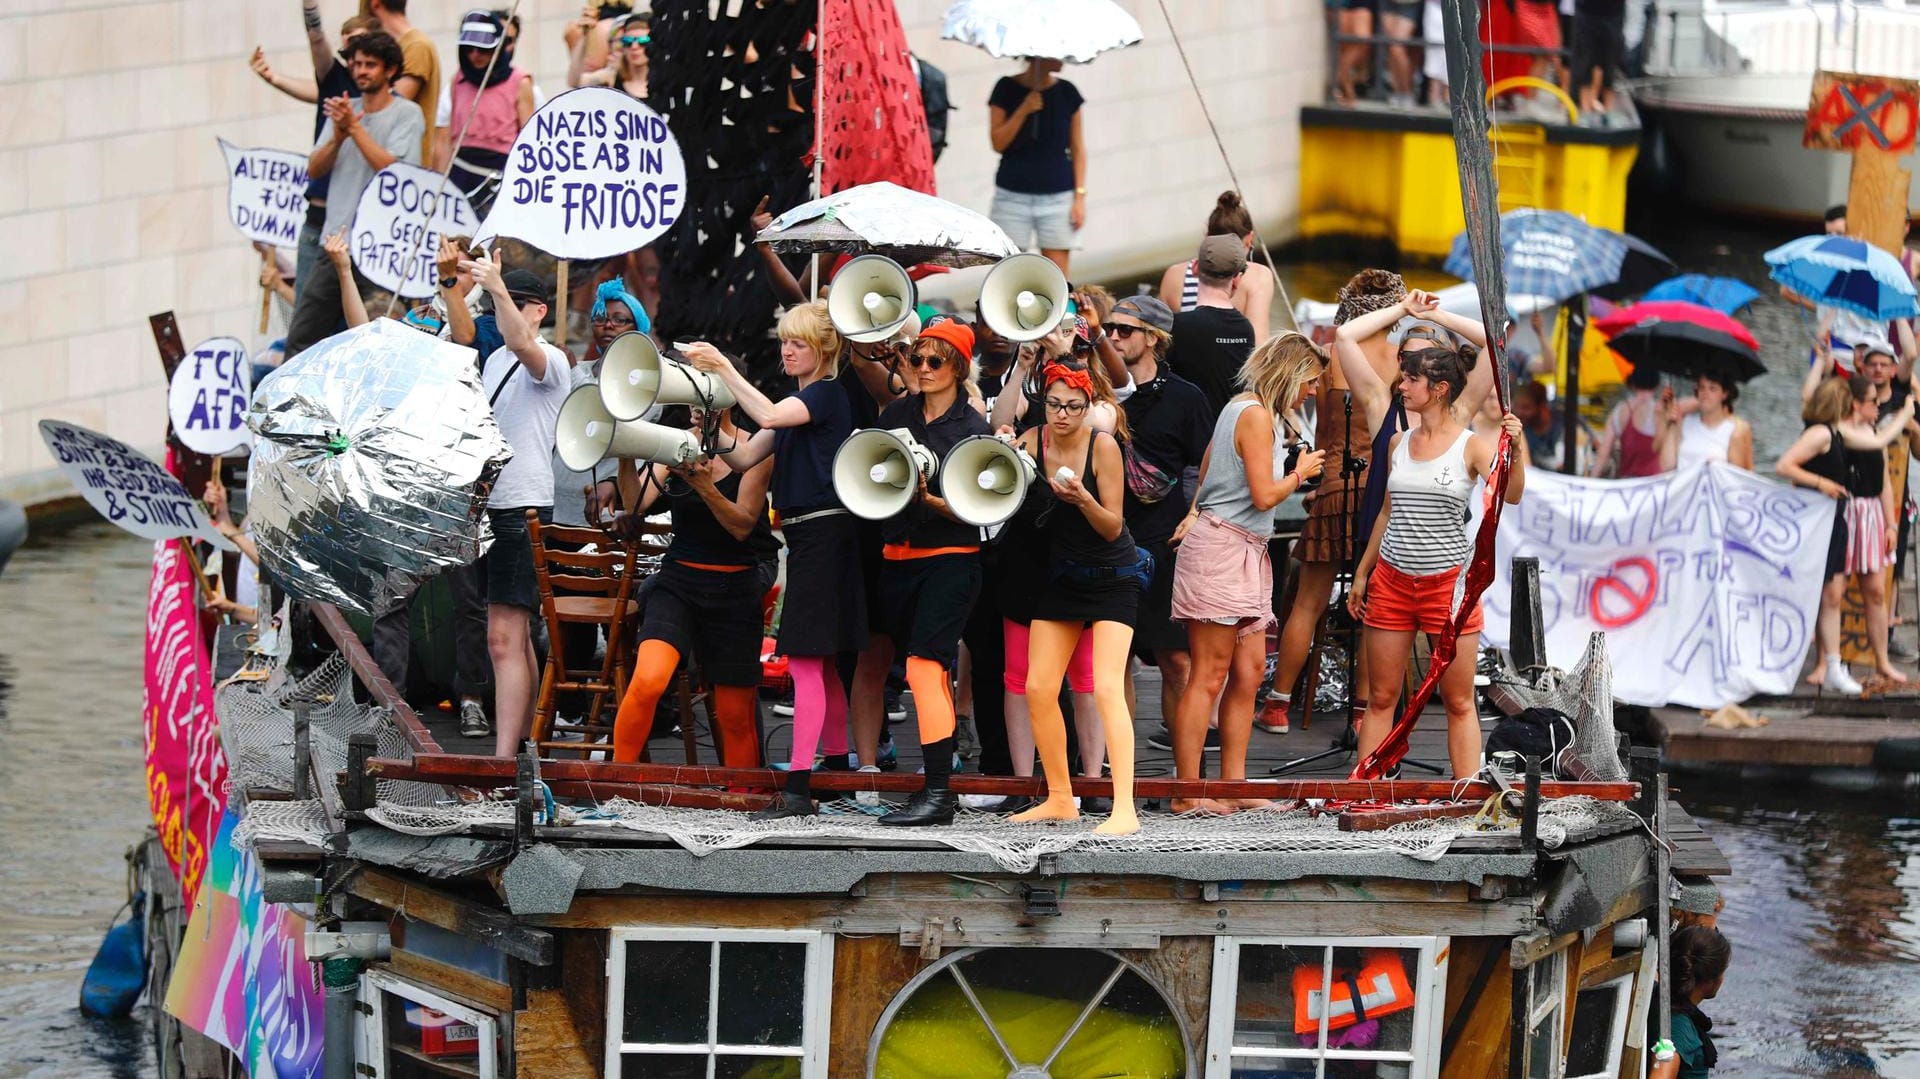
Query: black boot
879 787 958 826
752 770 817 821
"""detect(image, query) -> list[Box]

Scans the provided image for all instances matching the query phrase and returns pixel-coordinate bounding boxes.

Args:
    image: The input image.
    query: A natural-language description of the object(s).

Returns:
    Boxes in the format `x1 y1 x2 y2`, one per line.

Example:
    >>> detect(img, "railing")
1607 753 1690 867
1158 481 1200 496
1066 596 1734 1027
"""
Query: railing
1642 0 1920 79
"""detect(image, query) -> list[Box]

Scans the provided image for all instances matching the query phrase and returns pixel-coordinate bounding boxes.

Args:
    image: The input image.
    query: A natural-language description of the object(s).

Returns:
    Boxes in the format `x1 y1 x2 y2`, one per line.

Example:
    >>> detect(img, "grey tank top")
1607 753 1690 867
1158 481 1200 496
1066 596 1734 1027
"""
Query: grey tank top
1195 398 1286 537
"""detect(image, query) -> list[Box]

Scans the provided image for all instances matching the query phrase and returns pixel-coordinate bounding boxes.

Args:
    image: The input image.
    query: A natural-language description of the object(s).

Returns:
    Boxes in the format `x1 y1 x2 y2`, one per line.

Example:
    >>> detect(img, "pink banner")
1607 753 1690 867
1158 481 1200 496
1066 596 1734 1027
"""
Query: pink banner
143 536 228 906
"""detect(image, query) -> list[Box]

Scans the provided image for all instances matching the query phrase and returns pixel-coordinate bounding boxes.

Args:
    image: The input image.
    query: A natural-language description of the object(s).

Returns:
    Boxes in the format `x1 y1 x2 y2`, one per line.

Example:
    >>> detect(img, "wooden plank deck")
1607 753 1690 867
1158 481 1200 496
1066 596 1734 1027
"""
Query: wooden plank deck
1652 706 1920 769
1663 798 1732 877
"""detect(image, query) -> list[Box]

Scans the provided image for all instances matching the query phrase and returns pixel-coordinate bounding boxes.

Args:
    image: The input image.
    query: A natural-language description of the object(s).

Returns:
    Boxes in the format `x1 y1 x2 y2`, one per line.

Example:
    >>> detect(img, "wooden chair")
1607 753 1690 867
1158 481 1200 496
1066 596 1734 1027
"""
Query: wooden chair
526 512 644 758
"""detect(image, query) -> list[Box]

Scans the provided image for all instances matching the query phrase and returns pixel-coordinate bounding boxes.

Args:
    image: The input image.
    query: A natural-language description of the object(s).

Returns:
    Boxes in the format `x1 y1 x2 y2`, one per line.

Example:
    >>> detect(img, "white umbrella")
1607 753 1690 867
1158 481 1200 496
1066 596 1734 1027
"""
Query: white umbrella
940 0 1143 63
756 181 1020 267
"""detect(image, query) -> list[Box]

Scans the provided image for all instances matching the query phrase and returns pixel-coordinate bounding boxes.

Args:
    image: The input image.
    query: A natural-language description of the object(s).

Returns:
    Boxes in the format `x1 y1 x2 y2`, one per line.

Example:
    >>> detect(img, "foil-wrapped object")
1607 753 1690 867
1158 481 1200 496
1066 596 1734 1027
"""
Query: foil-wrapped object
757 181 1019 267
939 0 1143 64
245 320 512 616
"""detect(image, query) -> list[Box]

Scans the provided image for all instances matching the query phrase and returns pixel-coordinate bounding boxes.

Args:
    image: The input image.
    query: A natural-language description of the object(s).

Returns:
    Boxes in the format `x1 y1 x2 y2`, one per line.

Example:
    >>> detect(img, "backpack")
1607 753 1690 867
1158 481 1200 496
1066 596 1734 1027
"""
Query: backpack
1485 706 1576 776
915 54 952 163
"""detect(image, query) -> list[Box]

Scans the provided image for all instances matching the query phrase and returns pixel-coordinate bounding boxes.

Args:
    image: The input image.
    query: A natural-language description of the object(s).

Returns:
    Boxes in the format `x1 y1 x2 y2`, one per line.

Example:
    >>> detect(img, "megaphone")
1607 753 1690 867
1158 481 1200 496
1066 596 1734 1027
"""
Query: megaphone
832 428 939 520
941 435 1037 527
979 252 1070 343
827 255 916 343
555 383 701 470
599 331 736 420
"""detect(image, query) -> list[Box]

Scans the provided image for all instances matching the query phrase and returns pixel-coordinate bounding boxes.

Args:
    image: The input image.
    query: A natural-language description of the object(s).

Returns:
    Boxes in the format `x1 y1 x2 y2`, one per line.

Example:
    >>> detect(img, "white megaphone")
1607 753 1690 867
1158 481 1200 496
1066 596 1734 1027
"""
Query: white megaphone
827 254 916 343
979 252 1070 343
599 331 736 421
556 383 702 470
941 435 1037 527
832 428 939 520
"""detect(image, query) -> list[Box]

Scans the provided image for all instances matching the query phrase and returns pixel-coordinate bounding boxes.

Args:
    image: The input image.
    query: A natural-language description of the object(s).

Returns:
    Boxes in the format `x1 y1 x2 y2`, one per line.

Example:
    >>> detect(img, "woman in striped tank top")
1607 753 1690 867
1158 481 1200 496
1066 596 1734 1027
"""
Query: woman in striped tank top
1342 341 1528 778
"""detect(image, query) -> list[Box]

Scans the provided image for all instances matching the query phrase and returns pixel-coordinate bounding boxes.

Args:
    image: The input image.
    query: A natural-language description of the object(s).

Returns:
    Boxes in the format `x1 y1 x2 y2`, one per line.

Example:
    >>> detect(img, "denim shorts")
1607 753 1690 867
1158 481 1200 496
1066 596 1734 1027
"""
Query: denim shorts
990 186 1077 251
482 507 551 611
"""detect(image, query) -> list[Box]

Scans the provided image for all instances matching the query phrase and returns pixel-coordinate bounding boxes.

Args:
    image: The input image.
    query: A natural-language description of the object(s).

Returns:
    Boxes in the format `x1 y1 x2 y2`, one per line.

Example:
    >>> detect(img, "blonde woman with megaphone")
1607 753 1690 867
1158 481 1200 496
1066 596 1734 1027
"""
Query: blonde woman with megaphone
687 302 864 820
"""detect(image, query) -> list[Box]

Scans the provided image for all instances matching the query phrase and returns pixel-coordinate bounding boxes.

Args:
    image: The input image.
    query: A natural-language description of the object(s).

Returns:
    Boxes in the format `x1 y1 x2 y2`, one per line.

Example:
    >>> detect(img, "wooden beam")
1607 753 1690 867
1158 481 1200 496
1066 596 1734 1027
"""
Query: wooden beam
310 601 442 753
1339 803 1483 831
372 754 1638 802
1578 950 1642 990
349 866 557 965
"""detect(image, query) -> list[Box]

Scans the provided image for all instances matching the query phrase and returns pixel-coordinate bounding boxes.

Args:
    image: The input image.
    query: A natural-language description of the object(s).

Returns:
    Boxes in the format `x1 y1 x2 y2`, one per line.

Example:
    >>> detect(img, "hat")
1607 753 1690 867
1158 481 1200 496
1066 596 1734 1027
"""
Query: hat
1857 334 1897 359
1196 233 1248 278
457 9 504 49
502 268 551 305
918 318 975 359
1111 294 1174 333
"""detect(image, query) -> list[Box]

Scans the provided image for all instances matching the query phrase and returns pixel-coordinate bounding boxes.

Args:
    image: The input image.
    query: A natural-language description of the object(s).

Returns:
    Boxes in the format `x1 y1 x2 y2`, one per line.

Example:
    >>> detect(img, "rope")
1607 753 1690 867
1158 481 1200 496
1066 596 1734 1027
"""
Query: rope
380 0 527 321
1152 0 1298 331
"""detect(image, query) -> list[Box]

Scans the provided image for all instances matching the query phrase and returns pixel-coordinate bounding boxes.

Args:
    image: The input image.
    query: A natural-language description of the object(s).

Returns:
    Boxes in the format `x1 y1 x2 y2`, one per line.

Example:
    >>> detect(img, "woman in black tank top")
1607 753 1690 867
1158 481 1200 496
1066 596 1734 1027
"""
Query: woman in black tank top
1006 363 1144 835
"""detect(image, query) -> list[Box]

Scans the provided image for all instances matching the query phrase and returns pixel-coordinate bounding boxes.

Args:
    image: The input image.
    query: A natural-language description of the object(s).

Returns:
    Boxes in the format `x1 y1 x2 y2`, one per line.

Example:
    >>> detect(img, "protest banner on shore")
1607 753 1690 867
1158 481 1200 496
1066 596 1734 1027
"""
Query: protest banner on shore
39 421 228 547
474 87 686 258
351 162 479 299
219 139 309 247
168 337 251 456
1475 461 1836 708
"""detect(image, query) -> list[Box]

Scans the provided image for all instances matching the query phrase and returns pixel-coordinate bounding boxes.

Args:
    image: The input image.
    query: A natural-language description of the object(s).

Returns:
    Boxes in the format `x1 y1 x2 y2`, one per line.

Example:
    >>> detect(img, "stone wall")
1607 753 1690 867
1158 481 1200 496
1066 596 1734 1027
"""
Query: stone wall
0 0 1322 504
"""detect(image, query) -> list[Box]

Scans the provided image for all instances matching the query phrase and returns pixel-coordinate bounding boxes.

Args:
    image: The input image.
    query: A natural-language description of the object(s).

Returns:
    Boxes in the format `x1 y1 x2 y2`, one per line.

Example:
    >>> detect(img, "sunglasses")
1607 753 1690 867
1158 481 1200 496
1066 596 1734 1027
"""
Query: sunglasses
1044 398 1089 415
907 353 947 370
1108 324 1148 340
619 34 650 45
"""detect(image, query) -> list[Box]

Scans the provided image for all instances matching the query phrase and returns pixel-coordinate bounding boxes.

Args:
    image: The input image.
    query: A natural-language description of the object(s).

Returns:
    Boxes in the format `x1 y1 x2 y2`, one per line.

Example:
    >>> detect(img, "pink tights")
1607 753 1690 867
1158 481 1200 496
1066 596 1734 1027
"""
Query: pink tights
787 655 849 771
1003 618 1095 694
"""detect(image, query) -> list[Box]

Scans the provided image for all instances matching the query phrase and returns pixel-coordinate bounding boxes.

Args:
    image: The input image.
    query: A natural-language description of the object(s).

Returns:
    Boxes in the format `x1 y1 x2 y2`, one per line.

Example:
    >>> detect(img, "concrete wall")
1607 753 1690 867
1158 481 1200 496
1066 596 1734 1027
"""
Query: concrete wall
0 0 1323 506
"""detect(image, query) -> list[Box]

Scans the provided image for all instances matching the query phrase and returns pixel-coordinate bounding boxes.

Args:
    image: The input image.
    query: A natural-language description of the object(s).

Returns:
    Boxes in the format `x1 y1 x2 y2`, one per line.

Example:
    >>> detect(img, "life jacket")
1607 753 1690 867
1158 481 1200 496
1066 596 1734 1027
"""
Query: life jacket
1291 949 1416 1035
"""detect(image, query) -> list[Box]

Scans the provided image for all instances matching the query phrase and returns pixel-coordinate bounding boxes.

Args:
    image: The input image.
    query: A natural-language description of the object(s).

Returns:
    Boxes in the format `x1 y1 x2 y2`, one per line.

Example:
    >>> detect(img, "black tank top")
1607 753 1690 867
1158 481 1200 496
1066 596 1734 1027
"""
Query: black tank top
1036 429 1134 566
666 469 779 566
1806 424 1888 498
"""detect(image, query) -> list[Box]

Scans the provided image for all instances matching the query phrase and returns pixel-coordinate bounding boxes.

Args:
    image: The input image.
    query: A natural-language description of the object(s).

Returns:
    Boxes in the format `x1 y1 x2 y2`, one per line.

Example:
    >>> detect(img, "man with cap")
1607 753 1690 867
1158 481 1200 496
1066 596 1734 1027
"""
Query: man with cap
1110 295 1214 735
1168 235 1258 418
460 253 576 756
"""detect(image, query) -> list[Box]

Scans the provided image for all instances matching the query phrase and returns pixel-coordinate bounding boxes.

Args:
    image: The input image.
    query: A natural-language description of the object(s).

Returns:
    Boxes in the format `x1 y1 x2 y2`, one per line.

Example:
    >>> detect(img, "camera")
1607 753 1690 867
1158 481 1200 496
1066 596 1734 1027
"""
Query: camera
1284 442 1322 491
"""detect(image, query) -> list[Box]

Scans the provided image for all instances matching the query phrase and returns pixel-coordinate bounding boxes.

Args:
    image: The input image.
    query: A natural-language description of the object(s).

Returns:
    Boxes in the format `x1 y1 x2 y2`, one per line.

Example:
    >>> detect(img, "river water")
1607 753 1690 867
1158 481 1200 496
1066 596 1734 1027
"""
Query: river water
4 219 1917 1077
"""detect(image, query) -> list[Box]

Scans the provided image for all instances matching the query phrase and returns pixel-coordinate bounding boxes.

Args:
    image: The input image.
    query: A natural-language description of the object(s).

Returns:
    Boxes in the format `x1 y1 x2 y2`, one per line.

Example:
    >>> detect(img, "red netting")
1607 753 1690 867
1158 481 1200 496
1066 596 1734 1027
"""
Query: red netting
818 0 936 195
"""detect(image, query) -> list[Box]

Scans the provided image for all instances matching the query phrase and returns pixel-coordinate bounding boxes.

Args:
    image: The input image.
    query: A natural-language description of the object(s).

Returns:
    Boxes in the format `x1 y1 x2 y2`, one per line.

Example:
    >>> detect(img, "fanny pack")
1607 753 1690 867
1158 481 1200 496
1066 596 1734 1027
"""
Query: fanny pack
1122 446 1179 503
1052 546 1156 591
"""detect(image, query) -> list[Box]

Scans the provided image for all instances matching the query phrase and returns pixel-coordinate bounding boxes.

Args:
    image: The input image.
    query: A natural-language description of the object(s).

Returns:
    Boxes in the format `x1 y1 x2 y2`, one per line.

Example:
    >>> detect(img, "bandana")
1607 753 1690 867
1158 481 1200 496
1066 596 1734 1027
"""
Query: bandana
1044 363 1094 396
1335 271 1407 326
591 278 651 334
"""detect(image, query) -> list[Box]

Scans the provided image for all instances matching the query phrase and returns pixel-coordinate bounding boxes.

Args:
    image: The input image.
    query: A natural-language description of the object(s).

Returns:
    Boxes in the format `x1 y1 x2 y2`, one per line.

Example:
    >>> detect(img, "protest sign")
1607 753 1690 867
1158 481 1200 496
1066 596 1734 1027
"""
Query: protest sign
168 337 252 456
351 162 480 299
474 87 686 258
142 537 227 909
219 138 309 247
39 421 228 547
1474 461 1836 708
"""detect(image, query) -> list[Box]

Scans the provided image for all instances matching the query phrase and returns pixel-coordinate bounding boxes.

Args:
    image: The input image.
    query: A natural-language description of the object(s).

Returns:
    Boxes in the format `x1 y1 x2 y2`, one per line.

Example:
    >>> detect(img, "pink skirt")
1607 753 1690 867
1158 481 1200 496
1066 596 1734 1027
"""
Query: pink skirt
1844 496 1890 576
1170 511 1274 637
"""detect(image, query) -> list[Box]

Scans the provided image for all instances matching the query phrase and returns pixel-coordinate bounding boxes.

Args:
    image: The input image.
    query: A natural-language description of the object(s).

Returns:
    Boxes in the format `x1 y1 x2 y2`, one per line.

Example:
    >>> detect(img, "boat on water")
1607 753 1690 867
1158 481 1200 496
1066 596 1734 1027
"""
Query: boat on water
1633 0 1920 219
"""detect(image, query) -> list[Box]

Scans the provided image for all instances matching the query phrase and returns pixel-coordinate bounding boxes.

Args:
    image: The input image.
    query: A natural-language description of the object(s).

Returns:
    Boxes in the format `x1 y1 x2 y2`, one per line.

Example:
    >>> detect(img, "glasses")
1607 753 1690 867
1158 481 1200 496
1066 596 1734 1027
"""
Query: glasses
592 314 636 327
619 34 650 45
1108 324 1149 340
907 353 947 370
1044 398 1089 415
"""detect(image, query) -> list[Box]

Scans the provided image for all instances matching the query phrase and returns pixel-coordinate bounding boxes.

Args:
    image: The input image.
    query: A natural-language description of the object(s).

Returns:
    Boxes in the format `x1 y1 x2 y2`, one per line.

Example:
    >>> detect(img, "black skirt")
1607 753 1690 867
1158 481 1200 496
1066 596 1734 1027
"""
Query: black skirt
1032 571 1140 626
777 514 869 656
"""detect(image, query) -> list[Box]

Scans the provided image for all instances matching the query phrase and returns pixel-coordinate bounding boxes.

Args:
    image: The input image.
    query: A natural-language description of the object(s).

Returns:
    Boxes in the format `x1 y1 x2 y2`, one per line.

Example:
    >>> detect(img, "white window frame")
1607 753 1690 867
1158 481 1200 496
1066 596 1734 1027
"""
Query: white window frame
1206 935 1450 1079
358 967 502 1079
1565 973 1635 1079
604 926 835 1079
1521 948 1570 1079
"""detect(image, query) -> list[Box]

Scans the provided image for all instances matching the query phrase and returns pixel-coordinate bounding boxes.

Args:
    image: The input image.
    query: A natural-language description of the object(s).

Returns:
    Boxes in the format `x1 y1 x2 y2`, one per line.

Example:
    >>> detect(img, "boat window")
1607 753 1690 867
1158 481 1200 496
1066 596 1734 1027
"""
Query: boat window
359 968 503 1079
605 928 833 1079
1208 936 1448 1079
867 946 1192 1079
1565 974 1634 1079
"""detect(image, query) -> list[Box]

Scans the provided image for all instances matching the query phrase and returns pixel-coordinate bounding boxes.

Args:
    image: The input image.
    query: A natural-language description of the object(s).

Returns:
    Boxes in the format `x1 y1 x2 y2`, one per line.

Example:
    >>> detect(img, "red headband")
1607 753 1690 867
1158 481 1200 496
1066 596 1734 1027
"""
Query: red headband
1044 363 1094 397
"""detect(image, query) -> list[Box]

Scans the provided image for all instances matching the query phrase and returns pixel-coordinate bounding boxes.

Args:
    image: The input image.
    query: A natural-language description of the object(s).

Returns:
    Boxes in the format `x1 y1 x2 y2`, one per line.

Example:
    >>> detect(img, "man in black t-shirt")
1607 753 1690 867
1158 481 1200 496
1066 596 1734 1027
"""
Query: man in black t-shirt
1168 234 1257 419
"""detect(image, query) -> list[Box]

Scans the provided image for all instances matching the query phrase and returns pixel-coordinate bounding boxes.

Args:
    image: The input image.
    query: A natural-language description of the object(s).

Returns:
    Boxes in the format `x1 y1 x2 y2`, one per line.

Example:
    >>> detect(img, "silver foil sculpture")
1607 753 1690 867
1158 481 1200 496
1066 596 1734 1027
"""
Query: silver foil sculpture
245 319 512 616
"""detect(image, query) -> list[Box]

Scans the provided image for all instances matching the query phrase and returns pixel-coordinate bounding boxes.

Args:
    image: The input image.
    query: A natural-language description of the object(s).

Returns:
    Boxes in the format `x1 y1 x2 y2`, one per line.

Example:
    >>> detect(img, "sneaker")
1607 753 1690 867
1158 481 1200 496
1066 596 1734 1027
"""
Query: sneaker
1146 727 1220 752
1254 696 1290 735
885 694 907 723
853 764 884 806
1824 655 1865 696
458 699 490 739
875 735 899 771
771 693 795 717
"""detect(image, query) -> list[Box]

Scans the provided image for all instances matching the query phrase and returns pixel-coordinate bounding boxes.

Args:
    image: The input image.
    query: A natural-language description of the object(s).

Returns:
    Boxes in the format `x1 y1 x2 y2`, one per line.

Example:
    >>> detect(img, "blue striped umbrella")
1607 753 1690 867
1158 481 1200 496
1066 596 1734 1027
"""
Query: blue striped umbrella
1763 234 1918 321
1443 209 1674 304
1643 274 1761 314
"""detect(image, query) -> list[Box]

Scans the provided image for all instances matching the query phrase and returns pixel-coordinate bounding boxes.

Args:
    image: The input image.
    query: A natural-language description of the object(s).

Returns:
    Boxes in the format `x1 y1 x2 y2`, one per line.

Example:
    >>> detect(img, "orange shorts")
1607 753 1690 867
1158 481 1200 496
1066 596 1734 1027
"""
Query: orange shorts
1362 561 1484 635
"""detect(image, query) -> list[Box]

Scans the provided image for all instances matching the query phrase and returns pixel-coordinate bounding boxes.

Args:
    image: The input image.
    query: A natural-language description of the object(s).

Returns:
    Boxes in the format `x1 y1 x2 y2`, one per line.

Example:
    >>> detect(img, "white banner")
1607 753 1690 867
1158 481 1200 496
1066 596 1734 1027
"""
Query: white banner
218 138 309 247
350 162 479 299
38 421 229 548
168 337 252 456
1477 461 1836 708
474 87 686 258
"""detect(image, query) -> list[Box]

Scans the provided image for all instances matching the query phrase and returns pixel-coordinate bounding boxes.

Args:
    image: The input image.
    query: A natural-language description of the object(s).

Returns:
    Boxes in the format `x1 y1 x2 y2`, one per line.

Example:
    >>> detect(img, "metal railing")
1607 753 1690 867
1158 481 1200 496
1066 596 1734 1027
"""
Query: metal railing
1641 0 1920 79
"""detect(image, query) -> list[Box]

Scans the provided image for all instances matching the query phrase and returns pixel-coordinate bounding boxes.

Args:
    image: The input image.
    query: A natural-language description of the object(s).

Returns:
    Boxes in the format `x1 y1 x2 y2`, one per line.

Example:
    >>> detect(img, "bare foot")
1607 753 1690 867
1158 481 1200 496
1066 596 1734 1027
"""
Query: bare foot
1171 797 1234 816
1009 797 1079 824
1226 797 1277 812
1879 666 1910 683
1806 667 1827 687
1092 808 1141 836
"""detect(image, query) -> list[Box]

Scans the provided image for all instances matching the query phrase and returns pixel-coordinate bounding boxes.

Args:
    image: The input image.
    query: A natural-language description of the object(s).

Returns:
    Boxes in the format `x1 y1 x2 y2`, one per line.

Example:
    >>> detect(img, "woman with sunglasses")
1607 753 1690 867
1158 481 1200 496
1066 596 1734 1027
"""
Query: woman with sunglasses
1005 364 1145 835
575 11 650 99
435 10 533 214
852 321 995 825
1337 325 1524 778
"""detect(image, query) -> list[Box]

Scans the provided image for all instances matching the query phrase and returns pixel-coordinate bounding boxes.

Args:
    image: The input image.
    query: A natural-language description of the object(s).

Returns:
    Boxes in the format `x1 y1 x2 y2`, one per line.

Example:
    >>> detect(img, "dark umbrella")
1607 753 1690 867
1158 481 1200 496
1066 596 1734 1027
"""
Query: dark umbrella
1591 300 1765 382
1443 209 1676 303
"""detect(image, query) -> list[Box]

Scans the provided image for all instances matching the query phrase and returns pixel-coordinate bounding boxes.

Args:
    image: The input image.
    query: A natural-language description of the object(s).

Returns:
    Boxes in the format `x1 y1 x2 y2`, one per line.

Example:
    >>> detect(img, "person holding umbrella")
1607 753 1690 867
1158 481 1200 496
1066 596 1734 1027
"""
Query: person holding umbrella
986 57 1085 275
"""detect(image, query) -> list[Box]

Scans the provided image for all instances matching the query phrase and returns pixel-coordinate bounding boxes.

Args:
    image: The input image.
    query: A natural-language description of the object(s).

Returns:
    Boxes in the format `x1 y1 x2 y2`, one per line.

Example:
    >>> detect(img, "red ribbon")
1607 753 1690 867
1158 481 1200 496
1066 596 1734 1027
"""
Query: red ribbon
1043 363 1094 396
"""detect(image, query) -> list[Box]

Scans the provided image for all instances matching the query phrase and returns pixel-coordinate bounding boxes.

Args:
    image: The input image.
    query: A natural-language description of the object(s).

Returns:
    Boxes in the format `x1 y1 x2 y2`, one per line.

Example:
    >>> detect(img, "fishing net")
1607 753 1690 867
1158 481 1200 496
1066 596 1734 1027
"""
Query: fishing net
1481 633 1628 782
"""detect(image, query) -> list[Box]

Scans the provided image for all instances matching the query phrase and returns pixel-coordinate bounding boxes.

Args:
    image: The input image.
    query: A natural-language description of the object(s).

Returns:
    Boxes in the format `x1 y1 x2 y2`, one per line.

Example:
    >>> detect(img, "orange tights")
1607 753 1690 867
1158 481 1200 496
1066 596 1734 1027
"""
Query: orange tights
611 639 762 768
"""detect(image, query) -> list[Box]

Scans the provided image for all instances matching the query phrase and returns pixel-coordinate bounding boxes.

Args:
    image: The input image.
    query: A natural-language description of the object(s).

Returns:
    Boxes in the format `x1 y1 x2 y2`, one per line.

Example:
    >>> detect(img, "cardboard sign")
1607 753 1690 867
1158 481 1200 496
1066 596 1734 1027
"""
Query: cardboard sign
1804 70 1920 154
38 420 228 547
168 337 252 456
219 138 310 247
350 162 480 299
474 87 686 259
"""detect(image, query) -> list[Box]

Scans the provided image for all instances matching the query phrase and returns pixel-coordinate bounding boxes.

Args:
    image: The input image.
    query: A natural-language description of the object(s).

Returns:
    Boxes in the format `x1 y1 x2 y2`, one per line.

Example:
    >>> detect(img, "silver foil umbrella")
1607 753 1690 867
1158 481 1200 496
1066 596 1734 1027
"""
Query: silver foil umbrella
755 181 1019 267
245 319 512 616
940 0 1143 64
